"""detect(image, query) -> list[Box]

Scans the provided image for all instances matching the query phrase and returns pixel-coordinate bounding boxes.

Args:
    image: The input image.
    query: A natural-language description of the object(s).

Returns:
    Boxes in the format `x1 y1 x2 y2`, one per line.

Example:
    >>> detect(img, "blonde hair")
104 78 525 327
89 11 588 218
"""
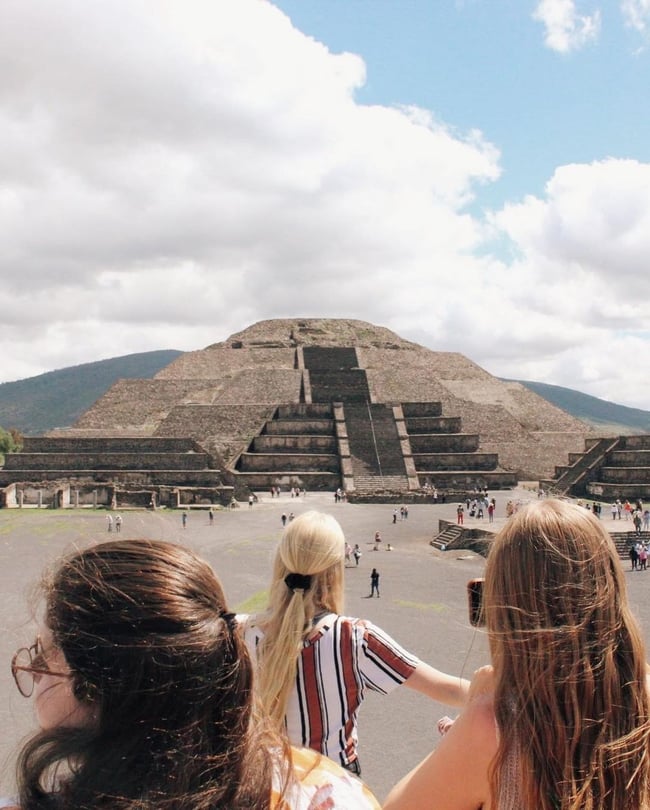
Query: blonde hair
485 499 650 810
255 511 345 728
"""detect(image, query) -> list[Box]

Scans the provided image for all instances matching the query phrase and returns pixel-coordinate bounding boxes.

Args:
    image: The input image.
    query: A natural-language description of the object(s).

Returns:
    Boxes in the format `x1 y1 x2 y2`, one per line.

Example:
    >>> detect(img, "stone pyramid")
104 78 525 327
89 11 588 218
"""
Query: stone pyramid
68 318 590 482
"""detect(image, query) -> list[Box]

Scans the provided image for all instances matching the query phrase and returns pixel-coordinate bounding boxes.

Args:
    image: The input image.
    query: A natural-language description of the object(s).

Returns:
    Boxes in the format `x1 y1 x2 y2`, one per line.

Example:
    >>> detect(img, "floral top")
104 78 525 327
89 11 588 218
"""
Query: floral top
272 747 381 809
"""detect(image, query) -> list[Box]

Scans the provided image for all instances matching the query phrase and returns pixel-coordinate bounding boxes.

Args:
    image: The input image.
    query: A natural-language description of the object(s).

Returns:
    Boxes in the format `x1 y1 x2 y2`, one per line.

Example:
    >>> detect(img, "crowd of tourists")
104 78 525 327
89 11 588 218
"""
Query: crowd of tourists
4 499 650 809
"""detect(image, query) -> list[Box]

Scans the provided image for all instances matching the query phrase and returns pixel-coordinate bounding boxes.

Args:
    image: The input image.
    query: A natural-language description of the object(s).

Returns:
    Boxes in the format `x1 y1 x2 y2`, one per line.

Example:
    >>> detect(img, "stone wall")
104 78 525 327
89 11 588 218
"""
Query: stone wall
238 453 340 472
75 380 219 432
4 453 213 471
155 347 297 379
22 437 204 454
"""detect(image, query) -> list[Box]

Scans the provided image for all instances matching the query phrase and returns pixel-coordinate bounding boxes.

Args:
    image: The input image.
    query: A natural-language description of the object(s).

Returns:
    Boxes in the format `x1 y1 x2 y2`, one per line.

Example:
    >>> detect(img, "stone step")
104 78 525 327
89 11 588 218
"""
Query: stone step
352 474 409 492
430 524 464 550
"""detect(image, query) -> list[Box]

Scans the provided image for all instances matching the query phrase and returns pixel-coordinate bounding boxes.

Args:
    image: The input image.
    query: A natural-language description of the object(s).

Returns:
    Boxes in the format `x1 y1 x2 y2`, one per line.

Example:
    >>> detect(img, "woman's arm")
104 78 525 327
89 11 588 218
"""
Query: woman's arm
403 661 470 708
383 693 497 810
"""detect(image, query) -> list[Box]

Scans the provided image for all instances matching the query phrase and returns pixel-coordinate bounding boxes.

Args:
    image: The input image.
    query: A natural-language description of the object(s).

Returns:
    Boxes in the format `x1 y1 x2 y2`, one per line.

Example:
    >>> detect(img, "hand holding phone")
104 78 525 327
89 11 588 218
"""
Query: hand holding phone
467 578 485 627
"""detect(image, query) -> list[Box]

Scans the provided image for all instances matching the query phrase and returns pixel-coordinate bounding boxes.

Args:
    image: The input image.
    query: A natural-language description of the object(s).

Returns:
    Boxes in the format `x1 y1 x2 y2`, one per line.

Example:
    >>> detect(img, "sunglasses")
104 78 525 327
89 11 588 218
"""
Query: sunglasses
11 637 72 698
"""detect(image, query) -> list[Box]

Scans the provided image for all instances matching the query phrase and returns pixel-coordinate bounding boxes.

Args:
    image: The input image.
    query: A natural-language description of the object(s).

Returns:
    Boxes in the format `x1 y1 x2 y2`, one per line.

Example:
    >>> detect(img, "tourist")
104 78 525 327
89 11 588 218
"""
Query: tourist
239 511 469 776
181 510 188 528
384 499 650 810
611 501 618 520
373 530 382 550
248 494 254 508
369 568 380 598
114 514 122 533
106 514 113 533
7 539 381 810
353 543 362 566
281 512 287 527
456 503 464 525
209 507 214 524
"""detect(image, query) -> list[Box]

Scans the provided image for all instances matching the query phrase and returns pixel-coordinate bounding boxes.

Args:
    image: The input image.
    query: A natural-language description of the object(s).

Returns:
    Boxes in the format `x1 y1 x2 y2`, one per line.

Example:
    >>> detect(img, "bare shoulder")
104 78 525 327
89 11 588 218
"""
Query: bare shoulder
384 693 497 810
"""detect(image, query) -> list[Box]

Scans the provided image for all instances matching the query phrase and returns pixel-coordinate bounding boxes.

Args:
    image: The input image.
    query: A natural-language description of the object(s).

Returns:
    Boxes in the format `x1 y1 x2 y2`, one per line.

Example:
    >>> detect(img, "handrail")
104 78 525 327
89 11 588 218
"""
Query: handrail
365 399 383 482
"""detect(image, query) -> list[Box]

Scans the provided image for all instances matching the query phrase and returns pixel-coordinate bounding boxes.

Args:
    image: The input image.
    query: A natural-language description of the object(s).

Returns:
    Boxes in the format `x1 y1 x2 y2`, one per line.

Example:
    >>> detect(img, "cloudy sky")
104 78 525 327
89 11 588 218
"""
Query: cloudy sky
1 0 649 409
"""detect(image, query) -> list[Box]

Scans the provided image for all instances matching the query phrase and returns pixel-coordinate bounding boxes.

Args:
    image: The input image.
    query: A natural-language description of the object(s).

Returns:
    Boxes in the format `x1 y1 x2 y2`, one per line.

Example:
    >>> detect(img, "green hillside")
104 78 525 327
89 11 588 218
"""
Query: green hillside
512 379 650 434
0 350 182 435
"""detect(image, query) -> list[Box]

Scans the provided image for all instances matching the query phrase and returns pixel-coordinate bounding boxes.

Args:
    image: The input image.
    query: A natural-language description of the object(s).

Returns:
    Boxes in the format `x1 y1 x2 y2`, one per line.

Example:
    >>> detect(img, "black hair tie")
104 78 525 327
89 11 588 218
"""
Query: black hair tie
220 611 236 630
284 573 312 592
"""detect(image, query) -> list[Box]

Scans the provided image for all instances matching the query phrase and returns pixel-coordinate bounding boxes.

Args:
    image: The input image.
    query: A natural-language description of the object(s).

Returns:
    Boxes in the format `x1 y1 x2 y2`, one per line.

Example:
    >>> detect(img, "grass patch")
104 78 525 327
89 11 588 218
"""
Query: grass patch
235 590 269 614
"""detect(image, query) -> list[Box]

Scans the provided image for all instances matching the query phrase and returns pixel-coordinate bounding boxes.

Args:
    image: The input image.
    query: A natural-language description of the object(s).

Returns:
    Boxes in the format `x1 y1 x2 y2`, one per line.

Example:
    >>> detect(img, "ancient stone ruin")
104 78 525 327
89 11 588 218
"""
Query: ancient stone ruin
1 318 599 505
542 435 650 500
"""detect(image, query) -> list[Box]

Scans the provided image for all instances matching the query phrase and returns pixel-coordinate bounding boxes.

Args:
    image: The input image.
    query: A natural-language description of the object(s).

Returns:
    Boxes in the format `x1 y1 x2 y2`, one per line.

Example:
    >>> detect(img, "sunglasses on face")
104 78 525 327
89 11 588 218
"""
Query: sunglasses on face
11 637 72 698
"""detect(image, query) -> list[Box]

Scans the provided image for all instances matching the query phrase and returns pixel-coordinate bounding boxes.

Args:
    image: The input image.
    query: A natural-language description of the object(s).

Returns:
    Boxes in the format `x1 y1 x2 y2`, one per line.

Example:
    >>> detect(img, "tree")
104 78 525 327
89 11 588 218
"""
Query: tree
0 426 22 459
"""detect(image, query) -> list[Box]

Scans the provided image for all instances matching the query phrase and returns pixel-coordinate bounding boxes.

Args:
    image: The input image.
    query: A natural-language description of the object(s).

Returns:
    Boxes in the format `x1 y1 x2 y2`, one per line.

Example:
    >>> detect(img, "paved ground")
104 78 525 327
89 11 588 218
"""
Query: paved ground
0 488 647 802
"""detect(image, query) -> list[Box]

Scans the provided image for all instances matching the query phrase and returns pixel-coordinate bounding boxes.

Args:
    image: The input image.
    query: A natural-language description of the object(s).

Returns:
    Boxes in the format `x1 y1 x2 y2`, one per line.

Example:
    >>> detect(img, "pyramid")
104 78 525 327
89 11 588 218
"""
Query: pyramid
64 318 590 486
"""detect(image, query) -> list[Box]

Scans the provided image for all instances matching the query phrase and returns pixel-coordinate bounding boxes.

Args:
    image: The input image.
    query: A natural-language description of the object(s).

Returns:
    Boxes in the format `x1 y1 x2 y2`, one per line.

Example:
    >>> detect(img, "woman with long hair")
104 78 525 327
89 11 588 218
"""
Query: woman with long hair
384 498 650 810
7 539 380 809
240 510 469 776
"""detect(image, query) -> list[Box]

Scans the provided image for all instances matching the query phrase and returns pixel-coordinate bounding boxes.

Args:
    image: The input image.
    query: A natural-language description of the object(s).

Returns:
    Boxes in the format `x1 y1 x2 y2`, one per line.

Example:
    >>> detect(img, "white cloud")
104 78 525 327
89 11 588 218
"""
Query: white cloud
0 0 500 373
485 158 650 407
533 0 601 51
622 0 650 33
0 1 649 412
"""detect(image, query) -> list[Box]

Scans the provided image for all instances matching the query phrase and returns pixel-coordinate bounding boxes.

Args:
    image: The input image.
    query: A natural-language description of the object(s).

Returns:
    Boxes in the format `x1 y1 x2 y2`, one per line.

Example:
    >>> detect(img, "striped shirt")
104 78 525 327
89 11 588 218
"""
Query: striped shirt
241 613 419 767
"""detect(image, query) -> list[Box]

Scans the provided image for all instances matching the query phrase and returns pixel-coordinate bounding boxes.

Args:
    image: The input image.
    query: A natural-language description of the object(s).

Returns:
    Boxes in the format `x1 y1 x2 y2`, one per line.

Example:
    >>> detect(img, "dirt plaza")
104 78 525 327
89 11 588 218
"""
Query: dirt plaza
0 488 647 802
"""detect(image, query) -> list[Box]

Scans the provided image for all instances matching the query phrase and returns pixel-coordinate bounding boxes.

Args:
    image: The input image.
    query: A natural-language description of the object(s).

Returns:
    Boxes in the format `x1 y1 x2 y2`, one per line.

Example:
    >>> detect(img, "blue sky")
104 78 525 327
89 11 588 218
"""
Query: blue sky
0 0 649 409
274 0 650 209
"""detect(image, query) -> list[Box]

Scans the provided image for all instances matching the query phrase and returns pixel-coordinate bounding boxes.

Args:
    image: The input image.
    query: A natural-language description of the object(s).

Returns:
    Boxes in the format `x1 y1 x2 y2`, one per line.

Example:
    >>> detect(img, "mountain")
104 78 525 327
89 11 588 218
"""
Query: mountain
0 349 648 437
0 351 182 435
510 380 650 435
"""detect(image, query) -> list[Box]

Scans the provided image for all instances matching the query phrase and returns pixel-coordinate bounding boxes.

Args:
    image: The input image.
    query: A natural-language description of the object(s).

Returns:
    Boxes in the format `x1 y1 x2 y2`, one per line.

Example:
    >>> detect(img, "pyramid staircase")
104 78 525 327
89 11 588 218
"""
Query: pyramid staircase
233 348 518 494
543 435 650 499
234 404 341 491
403 403 517 491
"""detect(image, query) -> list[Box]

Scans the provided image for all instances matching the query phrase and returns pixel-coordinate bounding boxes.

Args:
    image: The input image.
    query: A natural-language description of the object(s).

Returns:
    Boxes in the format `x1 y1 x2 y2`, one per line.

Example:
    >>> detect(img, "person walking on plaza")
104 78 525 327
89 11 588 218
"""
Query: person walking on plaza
114 514 122 533
369 568 380 598
106 514 113 533
456 503 464 525
239 511 469 776
353 543 362 566
181 510 188 529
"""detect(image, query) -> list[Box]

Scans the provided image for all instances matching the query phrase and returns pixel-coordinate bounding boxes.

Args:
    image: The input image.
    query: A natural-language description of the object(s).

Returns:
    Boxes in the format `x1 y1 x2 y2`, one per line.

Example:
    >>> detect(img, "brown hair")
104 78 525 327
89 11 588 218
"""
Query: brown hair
485 499 650 810
17 539 280 810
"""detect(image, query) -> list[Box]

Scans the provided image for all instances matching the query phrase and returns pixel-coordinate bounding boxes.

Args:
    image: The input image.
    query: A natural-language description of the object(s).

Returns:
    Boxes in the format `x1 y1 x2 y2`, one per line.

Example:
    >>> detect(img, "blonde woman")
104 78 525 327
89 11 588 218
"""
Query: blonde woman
385 499 650 810
240 511 468 776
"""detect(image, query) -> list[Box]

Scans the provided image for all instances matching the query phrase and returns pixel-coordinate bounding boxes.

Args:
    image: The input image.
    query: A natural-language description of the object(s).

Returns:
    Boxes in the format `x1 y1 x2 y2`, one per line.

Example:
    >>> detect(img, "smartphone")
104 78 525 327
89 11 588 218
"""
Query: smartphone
467 578 485 627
